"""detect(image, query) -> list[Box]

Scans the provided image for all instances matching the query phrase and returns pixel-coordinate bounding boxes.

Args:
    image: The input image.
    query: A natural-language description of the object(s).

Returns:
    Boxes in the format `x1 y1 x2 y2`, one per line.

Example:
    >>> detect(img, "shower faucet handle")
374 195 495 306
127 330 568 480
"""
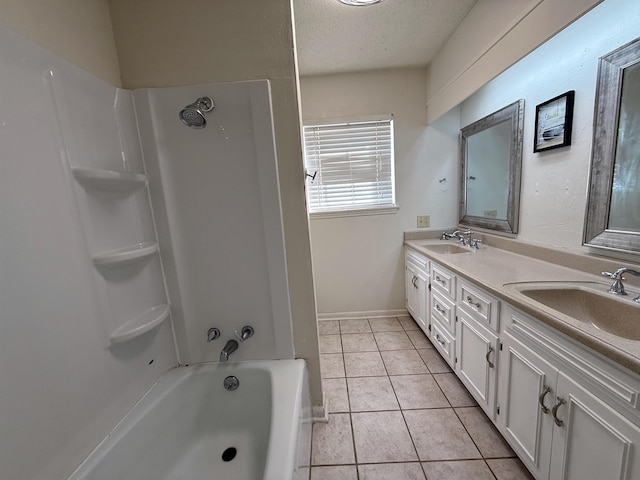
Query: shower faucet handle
207 327 220 342
235 326 254 343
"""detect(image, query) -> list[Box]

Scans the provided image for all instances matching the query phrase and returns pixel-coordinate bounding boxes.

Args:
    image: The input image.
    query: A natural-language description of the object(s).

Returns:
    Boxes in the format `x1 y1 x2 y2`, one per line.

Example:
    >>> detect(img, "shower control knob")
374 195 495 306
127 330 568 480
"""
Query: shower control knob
207 327 221 342
235 326 254 343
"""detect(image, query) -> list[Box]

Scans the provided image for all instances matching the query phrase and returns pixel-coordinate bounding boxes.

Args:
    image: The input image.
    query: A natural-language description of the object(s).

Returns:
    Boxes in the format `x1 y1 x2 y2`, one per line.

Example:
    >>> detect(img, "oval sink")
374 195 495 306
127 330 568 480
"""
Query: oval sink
515 284 640 340
422 243 472 254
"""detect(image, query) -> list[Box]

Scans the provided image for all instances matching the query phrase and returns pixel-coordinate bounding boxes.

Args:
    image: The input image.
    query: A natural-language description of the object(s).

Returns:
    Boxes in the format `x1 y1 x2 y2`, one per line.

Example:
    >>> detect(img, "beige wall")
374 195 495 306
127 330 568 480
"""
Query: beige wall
301 68 459 315
108 0 322 404
426 0 603 123
0 0 121 85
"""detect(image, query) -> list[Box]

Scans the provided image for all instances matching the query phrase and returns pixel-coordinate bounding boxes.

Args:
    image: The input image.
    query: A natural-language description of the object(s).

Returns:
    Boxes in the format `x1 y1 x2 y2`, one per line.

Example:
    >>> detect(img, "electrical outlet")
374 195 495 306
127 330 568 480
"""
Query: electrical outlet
417 215 430 228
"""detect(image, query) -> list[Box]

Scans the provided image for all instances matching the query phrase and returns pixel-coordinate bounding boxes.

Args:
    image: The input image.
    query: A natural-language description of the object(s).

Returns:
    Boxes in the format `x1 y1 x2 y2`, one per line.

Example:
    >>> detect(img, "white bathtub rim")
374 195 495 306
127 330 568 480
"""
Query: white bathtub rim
67 359 308 480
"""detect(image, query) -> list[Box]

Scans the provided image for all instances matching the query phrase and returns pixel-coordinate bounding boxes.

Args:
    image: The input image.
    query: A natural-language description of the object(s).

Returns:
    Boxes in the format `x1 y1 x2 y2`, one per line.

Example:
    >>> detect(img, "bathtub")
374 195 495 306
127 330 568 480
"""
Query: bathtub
68 360 311 480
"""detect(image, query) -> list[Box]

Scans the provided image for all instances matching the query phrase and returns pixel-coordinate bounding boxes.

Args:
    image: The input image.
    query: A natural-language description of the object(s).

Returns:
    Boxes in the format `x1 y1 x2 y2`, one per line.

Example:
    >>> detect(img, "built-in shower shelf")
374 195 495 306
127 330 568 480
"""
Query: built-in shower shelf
110 304 170 346
92 242 158 268
72 168 147 193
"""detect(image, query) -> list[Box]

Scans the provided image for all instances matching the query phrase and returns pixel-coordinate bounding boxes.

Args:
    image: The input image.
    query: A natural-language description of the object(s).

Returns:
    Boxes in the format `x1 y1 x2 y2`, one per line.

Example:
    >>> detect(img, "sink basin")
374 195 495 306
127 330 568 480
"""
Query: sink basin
514 284 640 340
422 243 472 254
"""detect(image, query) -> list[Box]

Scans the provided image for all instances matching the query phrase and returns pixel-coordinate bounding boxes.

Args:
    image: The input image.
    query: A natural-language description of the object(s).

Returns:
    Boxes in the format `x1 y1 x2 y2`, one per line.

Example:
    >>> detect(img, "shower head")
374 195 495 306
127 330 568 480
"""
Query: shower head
179 96 214 129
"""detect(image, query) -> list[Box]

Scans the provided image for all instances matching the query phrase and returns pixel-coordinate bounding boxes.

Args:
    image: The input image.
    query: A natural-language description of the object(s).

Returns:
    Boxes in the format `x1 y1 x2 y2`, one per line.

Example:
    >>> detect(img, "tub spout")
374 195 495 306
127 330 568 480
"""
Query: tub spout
220 339 239 362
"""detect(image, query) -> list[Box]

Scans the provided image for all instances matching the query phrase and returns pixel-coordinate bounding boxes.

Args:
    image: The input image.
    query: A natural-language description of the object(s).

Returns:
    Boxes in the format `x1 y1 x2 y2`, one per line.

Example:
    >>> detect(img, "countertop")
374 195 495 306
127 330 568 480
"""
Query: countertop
404 238 640 377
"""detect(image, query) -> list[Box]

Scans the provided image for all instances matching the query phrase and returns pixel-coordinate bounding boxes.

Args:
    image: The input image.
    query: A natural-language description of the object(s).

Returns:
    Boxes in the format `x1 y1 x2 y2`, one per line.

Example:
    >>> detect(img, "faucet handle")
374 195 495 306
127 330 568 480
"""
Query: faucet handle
235 325 254 343
207 327 220 342
600 272 618 280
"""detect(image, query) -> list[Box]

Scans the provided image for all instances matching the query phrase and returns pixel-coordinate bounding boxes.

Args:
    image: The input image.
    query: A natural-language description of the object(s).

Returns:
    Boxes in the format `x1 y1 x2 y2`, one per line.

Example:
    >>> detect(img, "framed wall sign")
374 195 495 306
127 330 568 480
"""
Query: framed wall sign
534 90 575 152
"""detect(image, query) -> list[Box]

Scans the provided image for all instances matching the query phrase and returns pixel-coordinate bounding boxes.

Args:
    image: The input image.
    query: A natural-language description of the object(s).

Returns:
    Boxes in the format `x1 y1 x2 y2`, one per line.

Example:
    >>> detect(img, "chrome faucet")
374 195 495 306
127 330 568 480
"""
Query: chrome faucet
219 325 255 362
602 267 640 301
219 339 238 362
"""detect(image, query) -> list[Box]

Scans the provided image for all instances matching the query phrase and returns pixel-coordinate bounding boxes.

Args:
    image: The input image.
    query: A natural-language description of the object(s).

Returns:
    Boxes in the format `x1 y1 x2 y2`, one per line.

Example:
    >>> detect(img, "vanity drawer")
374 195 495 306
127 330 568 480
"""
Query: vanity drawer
431 291 456 334
406 248 430 274
431 264 456 300
431 320 455 368
458 281 500 332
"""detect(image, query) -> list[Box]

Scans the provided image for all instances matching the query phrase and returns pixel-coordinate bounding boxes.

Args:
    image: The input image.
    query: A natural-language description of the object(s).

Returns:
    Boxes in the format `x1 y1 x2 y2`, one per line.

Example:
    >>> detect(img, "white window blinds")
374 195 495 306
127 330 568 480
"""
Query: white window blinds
303 117 395 215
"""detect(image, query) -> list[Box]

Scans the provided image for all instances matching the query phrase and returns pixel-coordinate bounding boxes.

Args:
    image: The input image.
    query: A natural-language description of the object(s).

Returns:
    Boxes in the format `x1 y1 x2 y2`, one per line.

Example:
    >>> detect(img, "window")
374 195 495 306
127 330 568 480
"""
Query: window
303 116 397 217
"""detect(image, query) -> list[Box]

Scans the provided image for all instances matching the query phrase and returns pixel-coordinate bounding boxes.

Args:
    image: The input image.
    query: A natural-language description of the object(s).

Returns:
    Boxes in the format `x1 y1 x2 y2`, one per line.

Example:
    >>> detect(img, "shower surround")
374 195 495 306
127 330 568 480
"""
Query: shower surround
0 23 297 480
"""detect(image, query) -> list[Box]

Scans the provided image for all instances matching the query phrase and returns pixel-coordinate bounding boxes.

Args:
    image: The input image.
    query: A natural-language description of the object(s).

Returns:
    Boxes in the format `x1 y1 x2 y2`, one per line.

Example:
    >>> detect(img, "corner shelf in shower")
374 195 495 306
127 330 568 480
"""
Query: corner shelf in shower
92 242 159 268
72 167 147 193
109 304 170 346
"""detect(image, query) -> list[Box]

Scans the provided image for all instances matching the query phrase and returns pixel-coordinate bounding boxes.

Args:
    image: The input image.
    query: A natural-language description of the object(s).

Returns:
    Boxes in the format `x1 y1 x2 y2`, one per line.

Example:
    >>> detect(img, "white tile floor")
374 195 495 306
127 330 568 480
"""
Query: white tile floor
312 316 534 480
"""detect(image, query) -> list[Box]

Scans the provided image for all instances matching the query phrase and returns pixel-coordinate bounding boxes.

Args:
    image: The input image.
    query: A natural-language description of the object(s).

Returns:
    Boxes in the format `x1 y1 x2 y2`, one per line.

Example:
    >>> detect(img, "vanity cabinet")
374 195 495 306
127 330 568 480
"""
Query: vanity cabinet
405 248 430 335
498 305 640 480
455 280 501 419
405 242 640 480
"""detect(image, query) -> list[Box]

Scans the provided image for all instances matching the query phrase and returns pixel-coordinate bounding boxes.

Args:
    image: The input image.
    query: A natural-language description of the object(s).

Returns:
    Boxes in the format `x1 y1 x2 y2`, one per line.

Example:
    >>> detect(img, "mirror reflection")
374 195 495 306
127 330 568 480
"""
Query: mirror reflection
459 99 524 234
609 61 640 233
584 37 640 252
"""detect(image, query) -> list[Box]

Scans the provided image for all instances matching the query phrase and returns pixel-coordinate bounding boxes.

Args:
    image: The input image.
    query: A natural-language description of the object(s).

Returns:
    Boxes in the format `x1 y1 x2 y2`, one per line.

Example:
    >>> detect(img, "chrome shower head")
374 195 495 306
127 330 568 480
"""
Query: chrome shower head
179 96 214 129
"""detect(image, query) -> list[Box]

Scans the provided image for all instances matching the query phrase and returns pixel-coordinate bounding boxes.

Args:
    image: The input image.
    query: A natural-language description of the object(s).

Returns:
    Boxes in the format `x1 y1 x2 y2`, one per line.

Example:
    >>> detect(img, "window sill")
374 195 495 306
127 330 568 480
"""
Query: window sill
309 205 399 220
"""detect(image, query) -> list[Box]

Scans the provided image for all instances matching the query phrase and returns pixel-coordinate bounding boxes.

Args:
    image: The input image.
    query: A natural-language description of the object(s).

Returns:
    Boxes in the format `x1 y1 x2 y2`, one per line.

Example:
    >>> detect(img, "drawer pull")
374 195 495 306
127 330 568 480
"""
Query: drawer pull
552 397 566 427
485 346 494 368
435 304 445 314
434 333 446 346
466 296 481 309
435 276 446 285
538 385 551 414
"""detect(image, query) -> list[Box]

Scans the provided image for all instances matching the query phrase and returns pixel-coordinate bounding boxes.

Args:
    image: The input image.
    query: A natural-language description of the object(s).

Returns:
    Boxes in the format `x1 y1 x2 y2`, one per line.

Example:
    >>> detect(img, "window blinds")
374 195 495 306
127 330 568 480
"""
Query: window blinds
303 118 395 214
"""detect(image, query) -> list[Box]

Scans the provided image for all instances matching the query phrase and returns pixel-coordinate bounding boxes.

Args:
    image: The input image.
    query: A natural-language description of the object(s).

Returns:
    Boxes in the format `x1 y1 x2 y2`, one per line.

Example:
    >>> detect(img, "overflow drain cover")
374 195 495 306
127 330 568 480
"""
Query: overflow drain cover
222 447 237 462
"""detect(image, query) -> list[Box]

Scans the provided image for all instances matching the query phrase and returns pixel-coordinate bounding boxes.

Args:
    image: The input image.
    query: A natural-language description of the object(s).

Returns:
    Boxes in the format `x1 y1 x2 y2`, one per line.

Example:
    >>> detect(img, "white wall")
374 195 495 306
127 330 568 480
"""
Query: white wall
134 80 295 364
108 0 322 403
301 69 459 315
0 27 177 480
460 0 640 255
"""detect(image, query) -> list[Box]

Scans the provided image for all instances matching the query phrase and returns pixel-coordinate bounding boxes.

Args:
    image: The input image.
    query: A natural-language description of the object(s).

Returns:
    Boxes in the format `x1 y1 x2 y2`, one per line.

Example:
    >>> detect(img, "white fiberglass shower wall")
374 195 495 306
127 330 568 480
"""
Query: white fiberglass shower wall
0 26 177 480
134 81 295 364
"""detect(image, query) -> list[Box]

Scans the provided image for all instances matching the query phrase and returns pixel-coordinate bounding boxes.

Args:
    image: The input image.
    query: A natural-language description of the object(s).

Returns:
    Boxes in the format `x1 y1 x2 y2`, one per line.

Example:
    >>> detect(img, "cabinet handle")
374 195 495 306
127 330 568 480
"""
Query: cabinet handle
485 346 494 368
466 296 481 309
412 275 417 288
538 385 551 414
435 333 446 346
435 304 445 314
552 396 565 427
435 275 446 285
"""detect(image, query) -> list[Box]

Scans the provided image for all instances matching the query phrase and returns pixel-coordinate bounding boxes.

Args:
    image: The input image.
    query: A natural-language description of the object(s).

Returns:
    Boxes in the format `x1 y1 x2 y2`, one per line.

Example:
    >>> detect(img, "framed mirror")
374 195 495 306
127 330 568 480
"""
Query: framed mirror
584 37 640 253
459 99 525 234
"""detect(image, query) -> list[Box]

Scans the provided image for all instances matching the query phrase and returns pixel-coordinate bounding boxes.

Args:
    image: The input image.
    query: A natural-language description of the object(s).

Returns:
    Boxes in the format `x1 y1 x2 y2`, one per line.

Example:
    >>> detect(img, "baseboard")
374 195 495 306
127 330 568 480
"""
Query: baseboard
317 309 408 321
312 391 329 423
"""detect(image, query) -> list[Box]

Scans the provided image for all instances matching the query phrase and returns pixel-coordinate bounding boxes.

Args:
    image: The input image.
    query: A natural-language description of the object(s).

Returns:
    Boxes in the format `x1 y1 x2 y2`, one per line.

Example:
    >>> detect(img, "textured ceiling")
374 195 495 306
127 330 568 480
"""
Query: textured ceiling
293 0 477 77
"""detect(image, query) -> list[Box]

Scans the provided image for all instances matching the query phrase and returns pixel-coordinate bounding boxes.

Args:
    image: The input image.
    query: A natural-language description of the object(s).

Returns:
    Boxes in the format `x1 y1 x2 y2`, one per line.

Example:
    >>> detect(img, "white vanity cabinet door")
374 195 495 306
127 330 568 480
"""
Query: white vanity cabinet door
549 372 640 480
456 308 499 419
405 249 429 335
498 330 557 480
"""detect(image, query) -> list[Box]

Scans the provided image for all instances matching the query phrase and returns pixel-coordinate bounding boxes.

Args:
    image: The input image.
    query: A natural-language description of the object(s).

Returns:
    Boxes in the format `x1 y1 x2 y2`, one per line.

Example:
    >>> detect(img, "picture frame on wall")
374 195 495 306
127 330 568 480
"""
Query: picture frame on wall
534 90 575 152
